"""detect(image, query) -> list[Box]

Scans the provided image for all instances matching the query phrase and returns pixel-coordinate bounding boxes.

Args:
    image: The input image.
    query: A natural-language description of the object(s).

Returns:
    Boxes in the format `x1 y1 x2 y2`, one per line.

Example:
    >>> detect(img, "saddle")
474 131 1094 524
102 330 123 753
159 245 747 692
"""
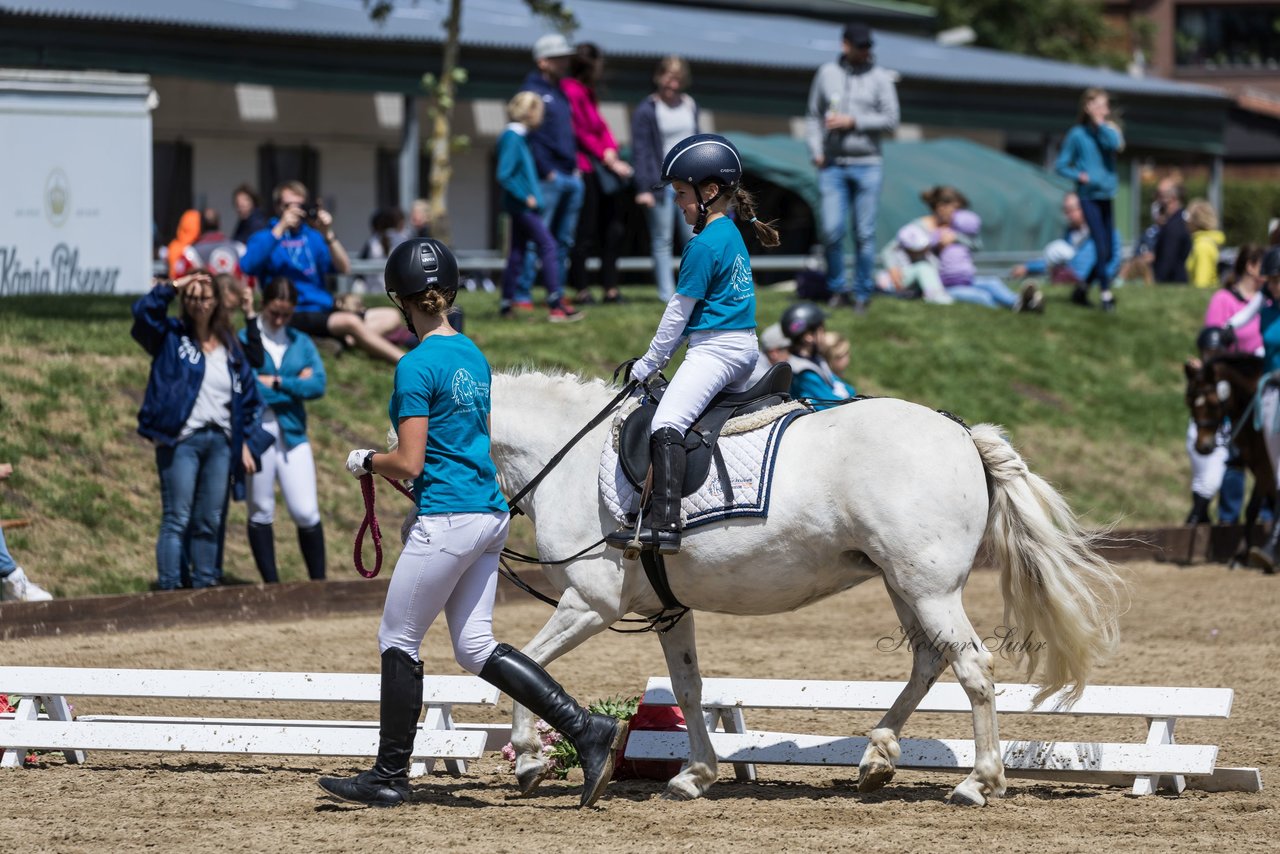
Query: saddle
619 363 793 497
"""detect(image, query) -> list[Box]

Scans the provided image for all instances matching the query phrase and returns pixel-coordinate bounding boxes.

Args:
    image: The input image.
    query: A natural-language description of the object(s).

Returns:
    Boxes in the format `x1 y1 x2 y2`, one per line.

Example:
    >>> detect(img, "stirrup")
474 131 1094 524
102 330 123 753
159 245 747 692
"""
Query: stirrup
604 526 681 558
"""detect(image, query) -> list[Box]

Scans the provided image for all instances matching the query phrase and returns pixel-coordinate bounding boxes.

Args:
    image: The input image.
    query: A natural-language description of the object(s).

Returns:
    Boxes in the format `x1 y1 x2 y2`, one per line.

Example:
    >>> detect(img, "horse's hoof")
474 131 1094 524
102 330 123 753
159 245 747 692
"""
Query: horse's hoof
659 787 696 802
857 763 896 793
947 788 986 807
516 765 550 796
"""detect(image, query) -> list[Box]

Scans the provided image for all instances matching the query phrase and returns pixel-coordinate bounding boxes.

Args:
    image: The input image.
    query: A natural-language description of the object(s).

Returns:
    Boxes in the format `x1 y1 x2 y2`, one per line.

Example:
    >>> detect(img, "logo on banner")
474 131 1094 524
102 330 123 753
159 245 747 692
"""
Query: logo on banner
45 169 70 227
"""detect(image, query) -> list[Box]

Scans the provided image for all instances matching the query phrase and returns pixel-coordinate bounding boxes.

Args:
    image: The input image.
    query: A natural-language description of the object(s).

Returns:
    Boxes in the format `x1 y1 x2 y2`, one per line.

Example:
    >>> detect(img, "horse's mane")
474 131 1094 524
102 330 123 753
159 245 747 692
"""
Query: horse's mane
495 366 618 403
1208 352 1266 380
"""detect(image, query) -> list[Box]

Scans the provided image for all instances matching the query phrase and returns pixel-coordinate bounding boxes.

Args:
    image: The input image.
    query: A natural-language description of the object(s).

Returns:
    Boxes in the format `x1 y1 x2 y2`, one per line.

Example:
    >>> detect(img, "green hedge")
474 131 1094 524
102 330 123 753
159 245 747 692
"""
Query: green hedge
1139 178 1280 246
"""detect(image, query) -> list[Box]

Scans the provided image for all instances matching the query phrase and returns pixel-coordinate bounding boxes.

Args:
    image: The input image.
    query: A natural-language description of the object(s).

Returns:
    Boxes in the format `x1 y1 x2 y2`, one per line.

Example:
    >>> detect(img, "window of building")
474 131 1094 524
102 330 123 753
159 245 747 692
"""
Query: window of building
257 144 320 204
1175 4 1280 71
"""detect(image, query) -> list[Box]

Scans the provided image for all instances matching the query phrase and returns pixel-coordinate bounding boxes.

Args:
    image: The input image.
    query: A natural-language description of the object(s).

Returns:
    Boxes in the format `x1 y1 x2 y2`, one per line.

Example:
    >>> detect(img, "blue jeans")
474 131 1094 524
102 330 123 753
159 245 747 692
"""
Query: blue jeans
517 172 584 305
946 276 1020 309
0 524 16 576
1078 196 1114 293
155 427 231 590
820 161 882 301
645 185 694 301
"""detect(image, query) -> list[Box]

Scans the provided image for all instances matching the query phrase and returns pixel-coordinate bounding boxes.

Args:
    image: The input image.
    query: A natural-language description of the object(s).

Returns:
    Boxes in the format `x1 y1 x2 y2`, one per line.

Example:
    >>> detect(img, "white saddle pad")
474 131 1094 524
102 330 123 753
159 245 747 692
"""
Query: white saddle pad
598 400 809 530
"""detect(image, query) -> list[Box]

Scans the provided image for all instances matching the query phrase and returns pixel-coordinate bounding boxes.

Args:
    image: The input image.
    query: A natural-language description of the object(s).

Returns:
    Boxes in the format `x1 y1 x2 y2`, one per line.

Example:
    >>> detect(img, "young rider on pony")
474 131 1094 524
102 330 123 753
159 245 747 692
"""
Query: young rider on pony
327 238 626 808
607 133 779 555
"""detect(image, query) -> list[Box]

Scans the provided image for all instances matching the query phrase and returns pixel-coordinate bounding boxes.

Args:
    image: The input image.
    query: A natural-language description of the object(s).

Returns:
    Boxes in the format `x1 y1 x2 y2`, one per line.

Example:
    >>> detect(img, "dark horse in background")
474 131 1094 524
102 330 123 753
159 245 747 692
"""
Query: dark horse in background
1184 353 1275 569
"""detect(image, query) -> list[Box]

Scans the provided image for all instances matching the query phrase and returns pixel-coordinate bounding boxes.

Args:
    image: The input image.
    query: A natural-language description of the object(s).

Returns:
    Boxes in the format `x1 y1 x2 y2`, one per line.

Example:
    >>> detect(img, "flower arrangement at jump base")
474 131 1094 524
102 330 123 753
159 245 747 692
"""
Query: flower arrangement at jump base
0 693 39 767
501 694 641 780
500 694 689 782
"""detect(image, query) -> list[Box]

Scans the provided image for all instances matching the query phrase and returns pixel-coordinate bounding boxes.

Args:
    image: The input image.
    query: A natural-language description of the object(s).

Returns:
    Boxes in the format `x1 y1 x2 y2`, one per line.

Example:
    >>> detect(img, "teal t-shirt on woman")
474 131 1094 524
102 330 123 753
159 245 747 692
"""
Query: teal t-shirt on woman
389 334 509 516
677 216 757 333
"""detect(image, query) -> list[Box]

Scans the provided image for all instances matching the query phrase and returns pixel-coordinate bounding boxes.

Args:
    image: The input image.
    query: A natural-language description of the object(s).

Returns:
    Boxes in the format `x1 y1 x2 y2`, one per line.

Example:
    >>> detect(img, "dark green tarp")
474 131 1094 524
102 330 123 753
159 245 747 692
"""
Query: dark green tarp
729 134 1075 253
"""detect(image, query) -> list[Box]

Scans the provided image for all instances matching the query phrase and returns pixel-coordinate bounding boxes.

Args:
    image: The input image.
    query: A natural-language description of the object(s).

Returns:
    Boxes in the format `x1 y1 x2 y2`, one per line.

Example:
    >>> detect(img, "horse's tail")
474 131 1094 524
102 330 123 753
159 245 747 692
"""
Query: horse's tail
970 424 1125 706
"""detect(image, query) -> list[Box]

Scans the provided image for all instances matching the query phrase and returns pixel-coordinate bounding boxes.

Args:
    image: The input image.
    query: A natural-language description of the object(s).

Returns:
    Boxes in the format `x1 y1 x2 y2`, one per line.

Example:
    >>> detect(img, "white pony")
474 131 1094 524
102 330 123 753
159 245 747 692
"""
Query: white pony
489 370 1124 806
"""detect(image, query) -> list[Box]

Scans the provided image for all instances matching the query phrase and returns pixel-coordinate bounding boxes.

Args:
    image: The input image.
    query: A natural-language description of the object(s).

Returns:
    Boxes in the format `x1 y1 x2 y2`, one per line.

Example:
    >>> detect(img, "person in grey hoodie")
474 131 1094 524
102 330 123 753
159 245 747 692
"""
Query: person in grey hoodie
805 21 899 314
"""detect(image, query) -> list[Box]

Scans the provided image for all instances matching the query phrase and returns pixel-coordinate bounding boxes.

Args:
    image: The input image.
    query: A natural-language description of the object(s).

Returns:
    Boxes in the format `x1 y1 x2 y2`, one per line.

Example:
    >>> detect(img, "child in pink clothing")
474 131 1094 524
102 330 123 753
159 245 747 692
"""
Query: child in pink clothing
1203 245 1267 355
563 42 634 305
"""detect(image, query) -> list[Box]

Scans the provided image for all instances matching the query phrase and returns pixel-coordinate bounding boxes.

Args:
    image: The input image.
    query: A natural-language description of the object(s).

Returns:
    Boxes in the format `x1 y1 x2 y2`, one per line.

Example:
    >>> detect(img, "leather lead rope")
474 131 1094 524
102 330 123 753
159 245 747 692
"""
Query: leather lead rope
354 474 415 578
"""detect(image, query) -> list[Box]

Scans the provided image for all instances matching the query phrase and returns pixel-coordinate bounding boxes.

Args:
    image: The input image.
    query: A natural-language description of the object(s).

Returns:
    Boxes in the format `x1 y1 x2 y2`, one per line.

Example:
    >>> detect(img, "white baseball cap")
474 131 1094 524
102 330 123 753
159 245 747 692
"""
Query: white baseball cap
760 323 788 352
533 33 575 61
896 223 930 253
1044 239 1076 267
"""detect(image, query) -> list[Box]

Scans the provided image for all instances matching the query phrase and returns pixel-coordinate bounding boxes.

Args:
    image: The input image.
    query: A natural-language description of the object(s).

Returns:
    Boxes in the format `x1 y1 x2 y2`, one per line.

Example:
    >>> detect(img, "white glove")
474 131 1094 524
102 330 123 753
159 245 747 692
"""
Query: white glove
386 426 399 452
346 449 376 479
631 356 659 384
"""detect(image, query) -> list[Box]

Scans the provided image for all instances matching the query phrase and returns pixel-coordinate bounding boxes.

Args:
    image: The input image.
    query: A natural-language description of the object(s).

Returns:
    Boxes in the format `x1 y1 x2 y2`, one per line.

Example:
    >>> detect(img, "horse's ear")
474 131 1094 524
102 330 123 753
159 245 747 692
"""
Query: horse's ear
1184 359 1200 380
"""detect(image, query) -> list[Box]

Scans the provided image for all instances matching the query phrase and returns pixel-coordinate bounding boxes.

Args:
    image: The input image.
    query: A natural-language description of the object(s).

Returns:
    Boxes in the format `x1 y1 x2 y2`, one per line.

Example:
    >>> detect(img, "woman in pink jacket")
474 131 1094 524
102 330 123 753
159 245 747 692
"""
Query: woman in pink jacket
563 42 634 306
1204 245 1266 355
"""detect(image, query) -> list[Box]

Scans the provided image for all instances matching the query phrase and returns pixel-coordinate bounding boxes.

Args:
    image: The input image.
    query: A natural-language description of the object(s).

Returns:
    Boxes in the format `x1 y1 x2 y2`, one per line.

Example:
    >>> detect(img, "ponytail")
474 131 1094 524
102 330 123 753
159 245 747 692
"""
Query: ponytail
732 186 780 249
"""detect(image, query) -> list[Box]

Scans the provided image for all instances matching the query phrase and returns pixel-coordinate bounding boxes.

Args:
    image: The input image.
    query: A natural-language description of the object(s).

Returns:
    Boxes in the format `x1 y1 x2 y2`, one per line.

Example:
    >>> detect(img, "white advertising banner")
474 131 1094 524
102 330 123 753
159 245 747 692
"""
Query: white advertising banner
0 70 153 296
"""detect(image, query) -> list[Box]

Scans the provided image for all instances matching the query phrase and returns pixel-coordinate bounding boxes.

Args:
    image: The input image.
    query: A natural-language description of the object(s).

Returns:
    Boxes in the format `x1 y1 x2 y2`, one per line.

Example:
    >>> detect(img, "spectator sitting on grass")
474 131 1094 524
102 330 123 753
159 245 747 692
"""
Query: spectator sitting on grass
818 330 857 399
780 301 851 410
1011 192 1121 289
876 222 950 304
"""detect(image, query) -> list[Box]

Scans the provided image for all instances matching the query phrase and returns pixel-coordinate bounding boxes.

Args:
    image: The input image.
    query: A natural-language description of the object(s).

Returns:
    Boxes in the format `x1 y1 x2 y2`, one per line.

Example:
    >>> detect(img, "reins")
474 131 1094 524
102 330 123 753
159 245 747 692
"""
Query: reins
353 473 415 578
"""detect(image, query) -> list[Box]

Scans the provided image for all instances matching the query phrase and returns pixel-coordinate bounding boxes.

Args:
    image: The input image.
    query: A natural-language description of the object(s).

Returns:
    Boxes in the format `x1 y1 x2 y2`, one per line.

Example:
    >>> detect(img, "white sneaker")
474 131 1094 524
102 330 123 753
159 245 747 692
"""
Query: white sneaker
1 567 53 602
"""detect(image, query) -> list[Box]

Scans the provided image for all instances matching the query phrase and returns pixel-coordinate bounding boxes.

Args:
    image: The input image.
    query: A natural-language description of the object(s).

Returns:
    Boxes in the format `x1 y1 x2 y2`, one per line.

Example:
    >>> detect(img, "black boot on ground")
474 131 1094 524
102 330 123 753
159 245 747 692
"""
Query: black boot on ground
1248 521 1280 574
318 648 424 807
1184 494 1213 526
246 522 278 583
297 521 327 580
605 427 686 555
479 643 628 808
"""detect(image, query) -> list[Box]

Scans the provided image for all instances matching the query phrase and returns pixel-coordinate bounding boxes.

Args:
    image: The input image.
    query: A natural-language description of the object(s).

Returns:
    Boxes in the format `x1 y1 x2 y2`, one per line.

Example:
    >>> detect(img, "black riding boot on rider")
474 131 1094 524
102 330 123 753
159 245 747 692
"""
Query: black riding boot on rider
1248 519 1280 574
318 648 424 807
606 426 686 555
478 643 629 808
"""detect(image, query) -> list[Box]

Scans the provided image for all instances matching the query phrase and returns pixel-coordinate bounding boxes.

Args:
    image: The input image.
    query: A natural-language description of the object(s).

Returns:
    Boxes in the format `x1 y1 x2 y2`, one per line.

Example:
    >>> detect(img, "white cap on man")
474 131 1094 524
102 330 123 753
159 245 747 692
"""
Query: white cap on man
760 323 788 352
1044 239 1076 267
533 33 575 61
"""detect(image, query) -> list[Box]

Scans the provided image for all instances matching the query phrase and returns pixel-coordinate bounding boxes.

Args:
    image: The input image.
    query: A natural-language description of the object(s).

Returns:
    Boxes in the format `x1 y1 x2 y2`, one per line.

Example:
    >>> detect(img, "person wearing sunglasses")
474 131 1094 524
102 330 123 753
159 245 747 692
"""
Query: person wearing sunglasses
131 272 273 590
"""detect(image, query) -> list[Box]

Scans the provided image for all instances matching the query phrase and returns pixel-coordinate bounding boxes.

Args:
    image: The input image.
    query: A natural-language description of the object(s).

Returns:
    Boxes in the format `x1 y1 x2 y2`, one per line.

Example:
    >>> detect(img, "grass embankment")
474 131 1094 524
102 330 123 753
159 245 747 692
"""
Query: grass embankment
0 283 1212 597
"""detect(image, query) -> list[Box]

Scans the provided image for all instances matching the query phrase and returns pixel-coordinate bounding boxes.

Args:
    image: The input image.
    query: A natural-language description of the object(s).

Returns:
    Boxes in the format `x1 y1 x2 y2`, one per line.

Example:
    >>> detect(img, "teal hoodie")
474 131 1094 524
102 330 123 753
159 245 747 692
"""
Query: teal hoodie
1055 123 1123 201
238 323 326 450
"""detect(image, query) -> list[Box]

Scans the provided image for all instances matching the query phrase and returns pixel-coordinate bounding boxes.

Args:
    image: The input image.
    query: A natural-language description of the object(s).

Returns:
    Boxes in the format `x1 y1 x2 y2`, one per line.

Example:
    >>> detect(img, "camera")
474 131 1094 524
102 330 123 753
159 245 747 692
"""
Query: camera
289 201 320 221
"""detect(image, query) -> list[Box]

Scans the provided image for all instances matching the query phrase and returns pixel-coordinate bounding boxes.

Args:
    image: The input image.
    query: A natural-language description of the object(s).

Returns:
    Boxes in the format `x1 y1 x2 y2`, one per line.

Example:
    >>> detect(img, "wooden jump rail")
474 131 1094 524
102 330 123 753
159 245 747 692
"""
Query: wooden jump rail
625 677 1262 796
0 666 512 777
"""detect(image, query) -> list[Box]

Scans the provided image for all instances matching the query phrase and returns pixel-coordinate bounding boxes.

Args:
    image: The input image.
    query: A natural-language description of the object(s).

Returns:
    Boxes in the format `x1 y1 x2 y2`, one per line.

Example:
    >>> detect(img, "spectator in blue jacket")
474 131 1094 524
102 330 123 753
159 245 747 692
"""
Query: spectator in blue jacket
132 273 272 590
496 92 583 322
631 55 700 301
239 277 329 583
1011 192 1122 287
242 181 405 364
514 33 584 309
1055 88 1124 311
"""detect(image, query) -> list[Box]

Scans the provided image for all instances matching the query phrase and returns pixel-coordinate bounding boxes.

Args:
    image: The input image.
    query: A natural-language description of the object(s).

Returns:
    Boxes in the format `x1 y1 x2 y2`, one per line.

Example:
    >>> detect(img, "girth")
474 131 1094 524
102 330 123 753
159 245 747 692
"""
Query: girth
619 363 793 498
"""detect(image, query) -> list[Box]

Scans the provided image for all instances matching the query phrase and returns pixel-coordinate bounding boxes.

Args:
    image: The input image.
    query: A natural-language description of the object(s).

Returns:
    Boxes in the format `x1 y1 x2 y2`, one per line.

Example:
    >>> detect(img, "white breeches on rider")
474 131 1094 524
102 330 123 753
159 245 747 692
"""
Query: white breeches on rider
1186 418 1230 499
651 329 759 435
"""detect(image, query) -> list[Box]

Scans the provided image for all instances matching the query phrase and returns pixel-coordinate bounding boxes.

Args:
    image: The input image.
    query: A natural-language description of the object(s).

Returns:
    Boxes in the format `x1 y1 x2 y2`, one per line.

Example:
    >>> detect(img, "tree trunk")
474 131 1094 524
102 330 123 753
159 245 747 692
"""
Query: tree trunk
427 0 462 244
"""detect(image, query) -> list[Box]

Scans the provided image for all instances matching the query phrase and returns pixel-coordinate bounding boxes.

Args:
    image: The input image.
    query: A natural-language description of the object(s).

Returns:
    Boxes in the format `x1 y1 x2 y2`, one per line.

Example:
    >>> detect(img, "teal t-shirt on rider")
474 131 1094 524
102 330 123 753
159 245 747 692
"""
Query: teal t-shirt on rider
389 334 509 516
677 216 757 334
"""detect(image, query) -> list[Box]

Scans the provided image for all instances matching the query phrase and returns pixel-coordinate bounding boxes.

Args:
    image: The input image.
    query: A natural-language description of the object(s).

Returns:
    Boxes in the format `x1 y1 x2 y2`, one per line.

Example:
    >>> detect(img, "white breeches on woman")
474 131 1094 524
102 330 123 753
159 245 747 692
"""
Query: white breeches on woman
247 421 320 527
1186 418 1230 499
1261 385 1280 490
378 511 509 672
651 329 759 434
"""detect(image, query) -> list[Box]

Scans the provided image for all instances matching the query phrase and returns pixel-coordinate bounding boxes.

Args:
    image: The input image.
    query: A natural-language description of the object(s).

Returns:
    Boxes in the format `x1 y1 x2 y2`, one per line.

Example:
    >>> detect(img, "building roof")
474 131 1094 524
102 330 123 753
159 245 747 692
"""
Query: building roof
0 0 1225 100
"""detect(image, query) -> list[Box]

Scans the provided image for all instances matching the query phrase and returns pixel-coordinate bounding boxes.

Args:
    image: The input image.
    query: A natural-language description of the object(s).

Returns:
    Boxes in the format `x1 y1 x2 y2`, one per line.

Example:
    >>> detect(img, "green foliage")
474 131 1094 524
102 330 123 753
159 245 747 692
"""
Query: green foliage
1139 178 1280 246
918 0 1127 69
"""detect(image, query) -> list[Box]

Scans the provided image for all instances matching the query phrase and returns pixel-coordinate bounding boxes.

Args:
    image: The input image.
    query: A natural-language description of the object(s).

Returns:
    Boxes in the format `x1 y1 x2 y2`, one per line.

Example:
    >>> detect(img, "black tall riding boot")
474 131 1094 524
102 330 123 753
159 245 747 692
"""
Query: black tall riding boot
318 648 424 807
1184 494 1213 526
479 643 628 808
605 427 687 554
297 521 327 580
1248 520 1280 574
246 522 278 584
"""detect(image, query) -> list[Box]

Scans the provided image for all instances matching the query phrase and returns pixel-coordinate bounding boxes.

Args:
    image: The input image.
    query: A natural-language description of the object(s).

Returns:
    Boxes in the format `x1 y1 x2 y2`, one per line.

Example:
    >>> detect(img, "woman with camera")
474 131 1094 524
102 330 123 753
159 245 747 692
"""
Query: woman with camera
241 181 406 364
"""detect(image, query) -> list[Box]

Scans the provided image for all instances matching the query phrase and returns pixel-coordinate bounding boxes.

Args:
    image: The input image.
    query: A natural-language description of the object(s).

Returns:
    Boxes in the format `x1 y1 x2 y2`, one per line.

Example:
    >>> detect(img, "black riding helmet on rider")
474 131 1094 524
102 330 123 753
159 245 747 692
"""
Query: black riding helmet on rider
655 133 743 234
1196 324 1237 357
780 301 828 358
384 238 460 336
